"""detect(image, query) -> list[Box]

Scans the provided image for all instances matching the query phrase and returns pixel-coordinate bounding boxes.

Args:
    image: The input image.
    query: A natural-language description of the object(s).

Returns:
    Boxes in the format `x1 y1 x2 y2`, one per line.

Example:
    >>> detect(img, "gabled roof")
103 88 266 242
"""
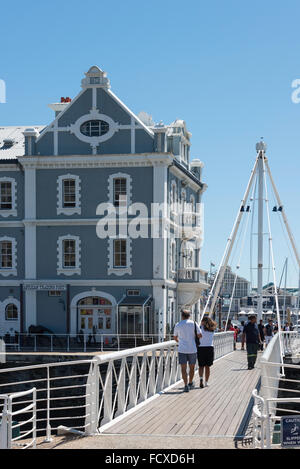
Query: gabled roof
0 126 45 160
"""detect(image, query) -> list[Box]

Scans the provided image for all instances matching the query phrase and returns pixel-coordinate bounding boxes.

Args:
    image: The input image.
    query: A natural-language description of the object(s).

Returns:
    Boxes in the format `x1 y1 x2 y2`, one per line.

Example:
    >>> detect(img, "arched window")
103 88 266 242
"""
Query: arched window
5 303 18 320
78 297 112 306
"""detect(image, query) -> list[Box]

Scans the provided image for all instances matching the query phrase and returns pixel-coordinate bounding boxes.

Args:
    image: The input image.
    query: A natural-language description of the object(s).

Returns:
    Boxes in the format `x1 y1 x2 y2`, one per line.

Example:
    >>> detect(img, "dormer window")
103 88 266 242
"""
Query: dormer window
80 120 109 137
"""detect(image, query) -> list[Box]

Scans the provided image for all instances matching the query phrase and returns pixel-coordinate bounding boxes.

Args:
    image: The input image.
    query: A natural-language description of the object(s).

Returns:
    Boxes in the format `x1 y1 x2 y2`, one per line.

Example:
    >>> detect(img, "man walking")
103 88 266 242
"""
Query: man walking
264 319 274 347
243 315 262 370
174 310 202 392
258 319 265 351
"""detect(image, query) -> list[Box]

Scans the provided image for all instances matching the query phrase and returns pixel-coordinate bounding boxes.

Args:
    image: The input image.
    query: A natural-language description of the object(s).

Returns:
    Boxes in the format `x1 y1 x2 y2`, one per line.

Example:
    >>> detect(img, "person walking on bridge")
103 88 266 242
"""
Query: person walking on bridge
243 315 262 370
174 310 202 392
197 316 217 388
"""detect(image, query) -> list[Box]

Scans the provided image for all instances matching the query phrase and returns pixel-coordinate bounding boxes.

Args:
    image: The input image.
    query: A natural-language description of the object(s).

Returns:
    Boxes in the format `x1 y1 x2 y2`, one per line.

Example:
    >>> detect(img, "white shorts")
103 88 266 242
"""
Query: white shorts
265 336 273 345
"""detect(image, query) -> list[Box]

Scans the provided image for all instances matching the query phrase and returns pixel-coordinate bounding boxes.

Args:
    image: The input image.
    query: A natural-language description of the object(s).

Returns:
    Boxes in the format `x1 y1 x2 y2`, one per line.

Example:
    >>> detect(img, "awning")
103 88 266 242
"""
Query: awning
119 296 152 307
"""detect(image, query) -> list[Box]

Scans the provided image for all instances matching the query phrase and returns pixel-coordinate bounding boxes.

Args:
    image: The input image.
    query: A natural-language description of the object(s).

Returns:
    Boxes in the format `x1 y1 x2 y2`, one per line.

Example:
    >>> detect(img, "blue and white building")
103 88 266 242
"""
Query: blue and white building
0 66 208 339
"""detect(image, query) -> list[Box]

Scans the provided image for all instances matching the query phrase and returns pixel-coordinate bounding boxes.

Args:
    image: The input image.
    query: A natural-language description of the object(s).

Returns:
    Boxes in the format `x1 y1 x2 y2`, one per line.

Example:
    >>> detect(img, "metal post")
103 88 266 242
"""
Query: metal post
45 367 52 442
283 258 288 325
257 150 264 322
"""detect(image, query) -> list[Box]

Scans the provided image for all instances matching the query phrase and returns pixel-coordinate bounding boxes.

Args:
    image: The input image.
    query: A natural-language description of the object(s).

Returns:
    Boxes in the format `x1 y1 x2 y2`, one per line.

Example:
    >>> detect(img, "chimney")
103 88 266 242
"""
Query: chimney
48 97 72 117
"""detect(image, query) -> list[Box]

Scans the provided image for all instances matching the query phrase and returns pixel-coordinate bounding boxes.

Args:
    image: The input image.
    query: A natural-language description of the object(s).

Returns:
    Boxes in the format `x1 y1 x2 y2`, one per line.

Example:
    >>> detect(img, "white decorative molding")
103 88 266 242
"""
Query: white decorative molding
108 237 132 276
108 172 132 207
57 174 81 216
0 177 17 218
18 153 173 170
69 110 119 154
57 235 81 276
0 236 17 277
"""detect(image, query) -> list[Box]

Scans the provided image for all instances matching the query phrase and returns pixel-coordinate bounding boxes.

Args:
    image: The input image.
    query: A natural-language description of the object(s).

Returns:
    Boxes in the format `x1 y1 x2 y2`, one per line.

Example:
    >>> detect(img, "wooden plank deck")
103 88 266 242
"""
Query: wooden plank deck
104 349 261 438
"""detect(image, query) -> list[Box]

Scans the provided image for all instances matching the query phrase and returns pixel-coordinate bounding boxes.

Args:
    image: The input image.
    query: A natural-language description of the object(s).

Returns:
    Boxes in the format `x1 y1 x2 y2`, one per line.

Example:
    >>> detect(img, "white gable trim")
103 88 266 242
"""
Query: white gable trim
107 89 154 138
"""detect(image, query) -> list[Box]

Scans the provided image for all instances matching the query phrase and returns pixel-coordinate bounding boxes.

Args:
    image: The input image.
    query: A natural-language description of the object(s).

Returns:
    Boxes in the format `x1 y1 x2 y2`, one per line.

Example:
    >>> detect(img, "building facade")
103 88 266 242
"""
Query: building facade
0 66 208 339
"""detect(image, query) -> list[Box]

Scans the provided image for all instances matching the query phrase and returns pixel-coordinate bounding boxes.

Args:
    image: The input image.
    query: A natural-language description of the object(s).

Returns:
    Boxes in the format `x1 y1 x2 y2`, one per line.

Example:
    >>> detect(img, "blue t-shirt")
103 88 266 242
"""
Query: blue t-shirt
243 322 259 344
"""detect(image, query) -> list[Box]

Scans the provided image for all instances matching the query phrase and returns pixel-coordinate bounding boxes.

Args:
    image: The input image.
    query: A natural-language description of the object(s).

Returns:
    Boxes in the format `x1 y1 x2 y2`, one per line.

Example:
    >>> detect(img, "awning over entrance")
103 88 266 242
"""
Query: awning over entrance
119 296 152 306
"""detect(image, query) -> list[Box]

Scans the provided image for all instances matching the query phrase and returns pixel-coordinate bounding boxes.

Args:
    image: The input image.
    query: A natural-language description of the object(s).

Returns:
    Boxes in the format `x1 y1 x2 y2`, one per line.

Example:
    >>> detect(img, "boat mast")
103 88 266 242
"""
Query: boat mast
256 140 266 322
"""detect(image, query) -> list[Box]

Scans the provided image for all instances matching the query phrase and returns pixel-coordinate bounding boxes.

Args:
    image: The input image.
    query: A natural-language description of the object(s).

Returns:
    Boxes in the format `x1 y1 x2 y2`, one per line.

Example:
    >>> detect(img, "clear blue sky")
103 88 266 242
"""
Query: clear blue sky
1 0 300 286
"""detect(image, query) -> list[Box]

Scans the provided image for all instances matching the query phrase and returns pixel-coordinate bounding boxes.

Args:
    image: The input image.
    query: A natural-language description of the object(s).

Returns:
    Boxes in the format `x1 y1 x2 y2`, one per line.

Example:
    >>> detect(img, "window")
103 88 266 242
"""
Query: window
108 173 132 209
57 235 81 276
63 179 76 208
108 237 132 276
0 181 12 210
113 178 127 207
114 239 127 267
48 291 62 297
127 290 140 296
80 120 109 137
171 181 177 213
57 175 81 215
0 241 12 268
5 303 18 321
171 240 176 273
63 239 76 268
0 178 17 217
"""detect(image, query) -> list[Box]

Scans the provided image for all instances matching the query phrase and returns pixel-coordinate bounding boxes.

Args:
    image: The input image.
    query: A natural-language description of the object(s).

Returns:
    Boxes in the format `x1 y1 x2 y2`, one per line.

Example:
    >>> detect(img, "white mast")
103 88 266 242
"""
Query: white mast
256 140 267 322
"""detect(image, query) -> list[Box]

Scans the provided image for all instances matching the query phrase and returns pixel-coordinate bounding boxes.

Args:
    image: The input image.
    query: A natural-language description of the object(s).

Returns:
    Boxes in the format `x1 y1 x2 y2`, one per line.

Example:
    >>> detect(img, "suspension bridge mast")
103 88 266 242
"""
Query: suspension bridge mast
256 140 267 322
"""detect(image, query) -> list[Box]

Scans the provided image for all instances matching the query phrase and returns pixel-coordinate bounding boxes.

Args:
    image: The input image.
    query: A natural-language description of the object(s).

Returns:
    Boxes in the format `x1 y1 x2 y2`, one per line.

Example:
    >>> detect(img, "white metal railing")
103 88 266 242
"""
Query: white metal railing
0 388 37 449
0 332 234 447
94 332 234 431
252 331 300 448
1 333 174 353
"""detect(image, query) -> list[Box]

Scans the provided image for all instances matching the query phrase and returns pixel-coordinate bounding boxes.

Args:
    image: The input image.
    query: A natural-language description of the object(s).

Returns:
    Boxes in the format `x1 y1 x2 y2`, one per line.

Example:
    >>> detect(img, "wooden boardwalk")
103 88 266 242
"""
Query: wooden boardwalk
104 349 261 439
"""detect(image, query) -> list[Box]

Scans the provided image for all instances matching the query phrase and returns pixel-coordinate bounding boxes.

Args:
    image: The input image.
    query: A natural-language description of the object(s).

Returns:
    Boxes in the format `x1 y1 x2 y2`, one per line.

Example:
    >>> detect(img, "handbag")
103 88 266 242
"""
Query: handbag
194 321 200 348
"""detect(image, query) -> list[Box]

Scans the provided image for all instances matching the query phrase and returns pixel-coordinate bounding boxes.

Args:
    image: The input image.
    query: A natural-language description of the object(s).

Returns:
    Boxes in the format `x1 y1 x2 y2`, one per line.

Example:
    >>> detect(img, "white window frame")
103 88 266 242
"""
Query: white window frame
170 239 176 274
108 172 132 208
57 174 81 216
0 236 17 277
170 180 177 215
108 237 132 276
0 177 17 218
190 194 196 224
57 235 81 276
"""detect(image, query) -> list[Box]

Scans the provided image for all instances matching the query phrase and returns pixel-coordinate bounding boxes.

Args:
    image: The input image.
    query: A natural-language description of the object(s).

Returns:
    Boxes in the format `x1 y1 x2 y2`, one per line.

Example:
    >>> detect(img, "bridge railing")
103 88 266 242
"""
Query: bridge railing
0 388 37 449
252 331 300 449
1 333 175 353
93 331 234 432
0 332 234 447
